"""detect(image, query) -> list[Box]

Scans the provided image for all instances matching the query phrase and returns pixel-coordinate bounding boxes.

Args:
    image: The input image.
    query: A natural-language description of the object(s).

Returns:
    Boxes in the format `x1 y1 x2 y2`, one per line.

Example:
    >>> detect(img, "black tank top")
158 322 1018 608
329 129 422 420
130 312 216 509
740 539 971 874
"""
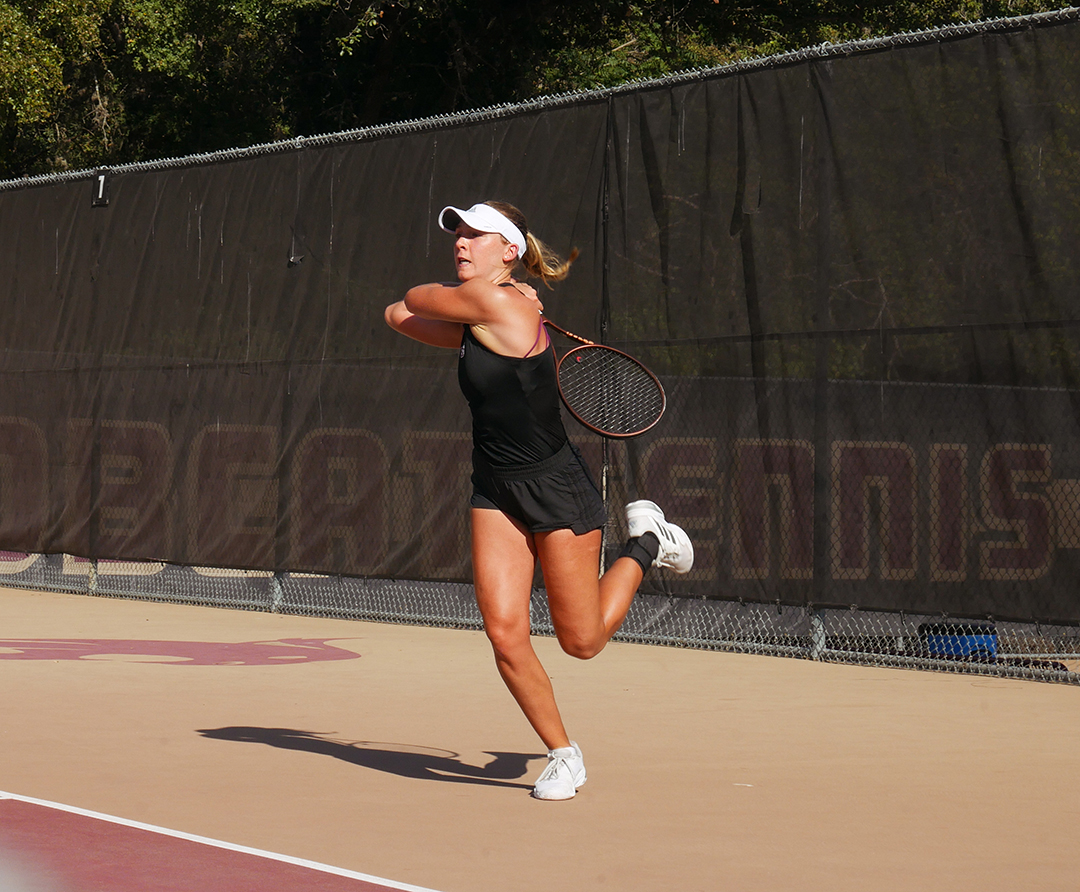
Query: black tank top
457 324 568 467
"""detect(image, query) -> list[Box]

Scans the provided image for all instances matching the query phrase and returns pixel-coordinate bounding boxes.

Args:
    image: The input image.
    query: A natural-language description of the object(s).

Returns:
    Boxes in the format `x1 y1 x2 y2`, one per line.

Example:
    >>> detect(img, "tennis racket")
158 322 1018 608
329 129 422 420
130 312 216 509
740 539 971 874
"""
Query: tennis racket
542 316 666 438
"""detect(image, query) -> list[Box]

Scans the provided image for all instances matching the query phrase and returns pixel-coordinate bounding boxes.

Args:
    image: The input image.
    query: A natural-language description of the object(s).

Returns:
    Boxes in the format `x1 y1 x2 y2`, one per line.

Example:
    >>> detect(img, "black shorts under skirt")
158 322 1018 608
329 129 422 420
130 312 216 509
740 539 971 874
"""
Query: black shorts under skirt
470 441 607 535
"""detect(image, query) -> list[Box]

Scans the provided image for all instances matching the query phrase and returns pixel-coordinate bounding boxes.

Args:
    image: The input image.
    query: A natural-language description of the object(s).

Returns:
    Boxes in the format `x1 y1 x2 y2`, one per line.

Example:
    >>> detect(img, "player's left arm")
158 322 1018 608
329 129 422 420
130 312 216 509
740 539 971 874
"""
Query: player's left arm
384 299 464 349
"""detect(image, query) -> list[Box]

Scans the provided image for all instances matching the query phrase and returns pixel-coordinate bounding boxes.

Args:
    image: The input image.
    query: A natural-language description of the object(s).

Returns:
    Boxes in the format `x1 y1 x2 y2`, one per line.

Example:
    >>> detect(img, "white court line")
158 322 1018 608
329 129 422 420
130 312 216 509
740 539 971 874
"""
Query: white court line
0 790 443 892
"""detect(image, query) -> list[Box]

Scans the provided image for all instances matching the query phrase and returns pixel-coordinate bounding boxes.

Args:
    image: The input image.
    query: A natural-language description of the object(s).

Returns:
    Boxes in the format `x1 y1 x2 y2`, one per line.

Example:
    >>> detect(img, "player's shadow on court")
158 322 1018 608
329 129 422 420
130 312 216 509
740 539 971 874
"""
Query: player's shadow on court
197 726 540 790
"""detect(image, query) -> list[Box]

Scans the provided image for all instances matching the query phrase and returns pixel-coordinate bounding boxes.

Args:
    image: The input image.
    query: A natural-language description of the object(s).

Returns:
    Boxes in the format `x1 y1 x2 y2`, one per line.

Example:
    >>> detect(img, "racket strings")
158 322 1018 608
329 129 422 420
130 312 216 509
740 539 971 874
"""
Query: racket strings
558 347 665 436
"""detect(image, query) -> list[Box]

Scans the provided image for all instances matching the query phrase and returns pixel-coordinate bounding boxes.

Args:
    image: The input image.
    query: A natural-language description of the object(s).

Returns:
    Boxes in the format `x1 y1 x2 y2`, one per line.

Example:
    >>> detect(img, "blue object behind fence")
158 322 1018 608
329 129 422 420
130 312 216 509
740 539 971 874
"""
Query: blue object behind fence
919 623 998 661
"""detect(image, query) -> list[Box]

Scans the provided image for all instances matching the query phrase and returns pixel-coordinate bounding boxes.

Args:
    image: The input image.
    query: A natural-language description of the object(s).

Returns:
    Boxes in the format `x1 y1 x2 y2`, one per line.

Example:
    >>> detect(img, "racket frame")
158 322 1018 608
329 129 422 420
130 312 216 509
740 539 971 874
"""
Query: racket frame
542 316 666 438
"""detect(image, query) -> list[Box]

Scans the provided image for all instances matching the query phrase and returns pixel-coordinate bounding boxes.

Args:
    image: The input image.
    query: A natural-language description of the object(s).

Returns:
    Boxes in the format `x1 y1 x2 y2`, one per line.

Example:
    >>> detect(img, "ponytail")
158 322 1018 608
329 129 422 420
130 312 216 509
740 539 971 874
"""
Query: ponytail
522 233 579 286
484 200 578 287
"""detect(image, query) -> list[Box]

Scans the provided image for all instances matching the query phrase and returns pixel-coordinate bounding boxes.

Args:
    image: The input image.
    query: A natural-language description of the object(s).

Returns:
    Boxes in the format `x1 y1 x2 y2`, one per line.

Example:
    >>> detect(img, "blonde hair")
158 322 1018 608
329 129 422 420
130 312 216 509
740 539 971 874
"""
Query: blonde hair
484 200 578 287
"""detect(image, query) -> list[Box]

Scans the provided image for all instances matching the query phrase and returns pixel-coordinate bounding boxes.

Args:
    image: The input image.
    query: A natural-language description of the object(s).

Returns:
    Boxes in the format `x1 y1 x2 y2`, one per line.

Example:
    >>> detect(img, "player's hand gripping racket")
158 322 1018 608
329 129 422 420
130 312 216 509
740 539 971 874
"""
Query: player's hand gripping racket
542 316 666 438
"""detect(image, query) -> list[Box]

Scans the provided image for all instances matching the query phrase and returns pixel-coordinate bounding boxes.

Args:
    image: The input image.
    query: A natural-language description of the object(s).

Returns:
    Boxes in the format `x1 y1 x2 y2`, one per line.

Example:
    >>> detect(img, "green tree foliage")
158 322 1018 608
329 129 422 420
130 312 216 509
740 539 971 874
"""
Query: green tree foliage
0 0 1070 177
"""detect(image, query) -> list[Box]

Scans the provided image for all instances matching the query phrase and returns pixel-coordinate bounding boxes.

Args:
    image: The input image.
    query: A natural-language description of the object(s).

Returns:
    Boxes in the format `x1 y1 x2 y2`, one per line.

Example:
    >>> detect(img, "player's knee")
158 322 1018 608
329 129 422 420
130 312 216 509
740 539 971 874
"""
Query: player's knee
484 619 530 660
558 633 605 661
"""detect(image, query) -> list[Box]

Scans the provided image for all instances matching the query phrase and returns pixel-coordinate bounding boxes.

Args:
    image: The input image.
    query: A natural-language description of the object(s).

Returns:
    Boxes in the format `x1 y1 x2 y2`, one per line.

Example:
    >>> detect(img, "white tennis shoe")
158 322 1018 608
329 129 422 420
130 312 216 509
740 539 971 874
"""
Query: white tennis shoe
532 741 587 800
626 500 694 574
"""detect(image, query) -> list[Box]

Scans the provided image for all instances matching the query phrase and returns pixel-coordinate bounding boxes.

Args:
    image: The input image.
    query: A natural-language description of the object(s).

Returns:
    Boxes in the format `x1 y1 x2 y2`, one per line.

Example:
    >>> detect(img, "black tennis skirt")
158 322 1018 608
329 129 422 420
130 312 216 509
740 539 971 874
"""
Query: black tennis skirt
469 441 607 535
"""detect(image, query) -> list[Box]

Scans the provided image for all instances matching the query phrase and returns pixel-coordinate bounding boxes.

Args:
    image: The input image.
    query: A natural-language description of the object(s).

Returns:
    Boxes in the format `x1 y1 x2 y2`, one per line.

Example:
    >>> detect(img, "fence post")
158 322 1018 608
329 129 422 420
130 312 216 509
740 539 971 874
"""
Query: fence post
811 608 827 660
270 572 285 613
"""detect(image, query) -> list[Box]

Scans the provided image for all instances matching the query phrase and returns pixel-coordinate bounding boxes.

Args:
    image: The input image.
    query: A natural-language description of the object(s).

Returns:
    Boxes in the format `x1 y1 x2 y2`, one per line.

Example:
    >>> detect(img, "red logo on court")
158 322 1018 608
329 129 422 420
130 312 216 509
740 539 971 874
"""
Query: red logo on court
0 638 360 666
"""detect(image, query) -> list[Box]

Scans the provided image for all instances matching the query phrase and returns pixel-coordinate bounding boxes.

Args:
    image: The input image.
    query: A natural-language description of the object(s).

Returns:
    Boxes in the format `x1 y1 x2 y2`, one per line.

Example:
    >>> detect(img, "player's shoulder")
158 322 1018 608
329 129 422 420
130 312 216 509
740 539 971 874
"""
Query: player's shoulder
457 277 519 305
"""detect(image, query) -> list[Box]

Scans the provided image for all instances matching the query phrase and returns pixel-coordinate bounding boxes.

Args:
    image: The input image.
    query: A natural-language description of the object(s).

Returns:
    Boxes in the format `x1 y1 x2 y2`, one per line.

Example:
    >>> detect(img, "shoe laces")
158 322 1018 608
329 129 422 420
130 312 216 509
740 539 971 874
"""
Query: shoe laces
537 753 568 783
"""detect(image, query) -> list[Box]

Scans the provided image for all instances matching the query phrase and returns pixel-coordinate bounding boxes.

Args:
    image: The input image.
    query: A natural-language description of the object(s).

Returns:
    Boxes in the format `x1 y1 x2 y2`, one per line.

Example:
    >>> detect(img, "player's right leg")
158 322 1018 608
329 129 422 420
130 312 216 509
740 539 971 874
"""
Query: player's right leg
470 507 571 753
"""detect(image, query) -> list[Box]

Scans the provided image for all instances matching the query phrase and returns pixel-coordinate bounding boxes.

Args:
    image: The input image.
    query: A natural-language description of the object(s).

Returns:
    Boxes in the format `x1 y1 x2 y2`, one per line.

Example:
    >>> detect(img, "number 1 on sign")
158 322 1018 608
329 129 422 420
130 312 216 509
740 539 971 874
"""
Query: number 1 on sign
92 170 110 206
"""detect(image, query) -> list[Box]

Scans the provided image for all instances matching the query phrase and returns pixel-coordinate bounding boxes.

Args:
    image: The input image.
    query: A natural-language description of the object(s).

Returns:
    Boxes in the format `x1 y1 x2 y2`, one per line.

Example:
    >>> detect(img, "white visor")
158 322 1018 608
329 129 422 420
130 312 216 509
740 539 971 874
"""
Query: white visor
438 203 527 258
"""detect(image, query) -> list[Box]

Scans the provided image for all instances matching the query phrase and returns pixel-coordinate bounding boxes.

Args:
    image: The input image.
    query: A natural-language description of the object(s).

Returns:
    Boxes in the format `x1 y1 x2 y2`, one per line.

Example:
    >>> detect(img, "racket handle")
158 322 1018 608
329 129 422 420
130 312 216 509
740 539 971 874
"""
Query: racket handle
541 316 595 346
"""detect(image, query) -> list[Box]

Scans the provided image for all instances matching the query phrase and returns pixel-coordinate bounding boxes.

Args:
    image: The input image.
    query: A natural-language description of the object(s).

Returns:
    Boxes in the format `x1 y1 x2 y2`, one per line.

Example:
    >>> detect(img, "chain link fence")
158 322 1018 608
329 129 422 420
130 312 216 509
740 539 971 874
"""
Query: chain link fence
3 553 1075 684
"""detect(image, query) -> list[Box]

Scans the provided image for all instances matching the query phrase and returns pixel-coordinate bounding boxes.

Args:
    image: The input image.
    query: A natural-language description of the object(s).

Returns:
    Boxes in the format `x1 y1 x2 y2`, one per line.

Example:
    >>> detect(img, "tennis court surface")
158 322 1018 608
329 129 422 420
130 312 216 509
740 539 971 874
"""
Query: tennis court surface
1 585 1076 891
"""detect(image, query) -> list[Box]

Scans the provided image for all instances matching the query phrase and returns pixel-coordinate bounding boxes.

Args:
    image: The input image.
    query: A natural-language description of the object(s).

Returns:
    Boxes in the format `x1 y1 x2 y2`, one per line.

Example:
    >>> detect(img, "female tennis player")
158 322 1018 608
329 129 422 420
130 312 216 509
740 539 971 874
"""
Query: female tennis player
384 201 693 800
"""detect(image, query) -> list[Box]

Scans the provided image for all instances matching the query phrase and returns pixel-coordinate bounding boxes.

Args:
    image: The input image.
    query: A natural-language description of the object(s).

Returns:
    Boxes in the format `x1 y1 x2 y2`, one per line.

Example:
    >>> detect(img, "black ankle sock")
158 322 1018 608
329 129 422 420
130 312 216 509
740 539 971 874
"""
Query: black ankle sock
618 531 660 574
